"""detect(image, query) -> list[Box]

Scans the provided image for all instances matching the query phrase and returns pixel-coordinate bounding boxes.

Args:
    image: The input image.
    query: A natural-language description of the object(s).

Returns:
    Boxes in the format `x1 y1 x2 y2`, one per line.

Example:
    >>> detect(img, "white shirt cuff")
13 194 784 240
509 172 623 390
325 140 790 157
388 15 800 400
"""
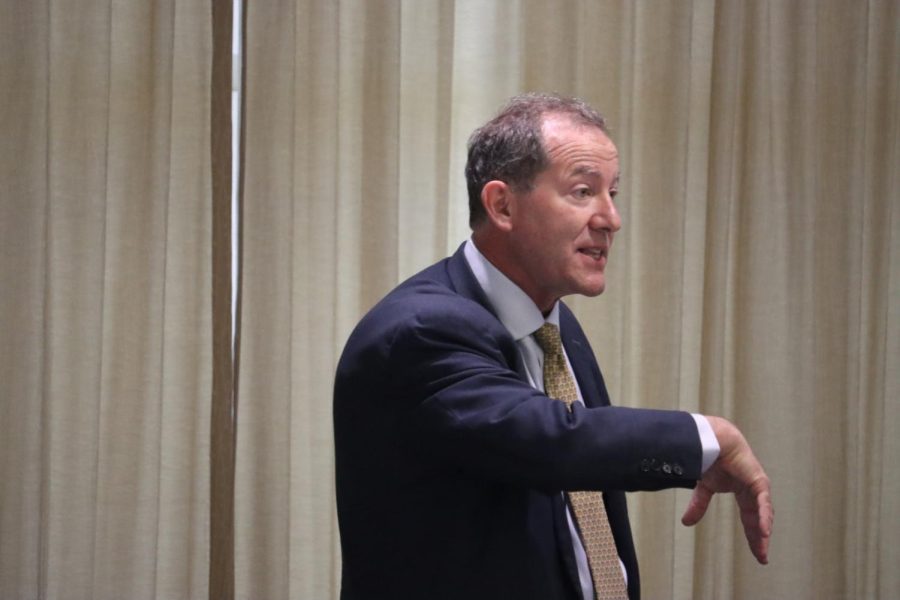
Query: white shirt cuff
691 414 720 474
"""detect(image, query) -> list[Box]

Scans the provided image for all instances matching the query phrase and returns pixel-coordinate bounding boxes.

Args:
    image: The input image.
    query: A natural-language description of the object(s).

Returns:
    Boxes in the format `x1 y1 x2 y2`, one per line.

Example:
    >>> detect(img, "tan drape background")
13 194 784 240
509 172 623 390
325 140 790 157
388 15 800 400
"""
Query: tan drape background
1 2 215 598
2 1 898 599
237 1 899 599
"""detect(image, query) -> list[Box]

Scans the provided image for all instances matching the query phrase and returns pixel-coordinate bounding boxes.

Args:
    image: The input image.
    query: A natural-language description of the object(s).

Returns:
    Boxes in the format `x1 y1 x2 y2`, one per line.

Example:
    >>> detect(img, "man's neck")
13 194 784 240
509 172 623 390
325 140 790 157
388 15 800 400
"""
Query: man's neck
470 230 556 315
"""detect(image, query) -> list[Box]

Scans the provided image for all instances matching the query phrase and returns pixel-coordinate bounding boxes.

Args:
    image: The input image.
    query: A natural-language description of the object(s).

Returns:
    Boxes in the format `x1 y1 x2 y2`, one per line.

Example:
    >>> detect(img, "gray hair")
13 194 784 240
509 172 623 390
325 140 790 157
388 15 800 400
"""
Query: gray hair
464 93 609 228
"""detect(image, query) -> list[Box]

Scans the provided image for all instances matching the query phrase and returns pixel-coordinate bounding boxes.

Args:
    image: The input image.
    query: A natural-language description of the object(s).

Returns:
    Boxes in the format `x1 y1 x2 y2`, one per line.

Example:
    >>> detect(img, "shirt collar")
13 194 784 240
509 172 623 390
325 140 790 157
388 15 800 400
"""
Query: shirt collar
463 238 559 341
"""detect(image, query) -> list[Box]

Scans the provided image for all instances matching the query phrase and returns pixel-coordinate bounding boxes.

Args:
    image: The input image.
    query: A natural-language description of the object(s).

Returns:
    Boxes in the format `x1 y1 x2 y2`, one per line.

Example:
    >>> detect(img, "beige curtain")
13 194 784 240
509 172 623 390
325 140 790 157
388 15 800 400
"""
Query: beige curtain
0 2 216 599
237 1 899 599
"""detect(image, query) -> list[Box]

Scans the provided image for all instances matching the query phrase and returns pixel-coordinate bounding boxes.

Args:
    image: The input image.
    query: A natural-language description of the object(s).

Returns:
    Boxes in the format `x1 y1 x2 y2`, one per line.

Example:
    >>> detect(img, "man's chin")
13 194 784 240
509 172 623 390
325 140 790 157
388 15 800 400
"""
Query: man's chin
574 281 606 298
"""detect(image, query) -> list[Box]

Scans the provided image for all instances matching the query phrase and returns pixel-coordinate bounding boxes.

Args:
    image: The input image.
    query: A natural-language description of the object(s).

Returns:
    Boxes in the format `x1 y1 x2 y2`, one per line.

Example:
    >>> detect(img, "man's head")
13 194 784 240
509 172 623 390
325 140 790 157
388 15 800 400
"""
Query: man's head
465 93 610 229
466 93 621 312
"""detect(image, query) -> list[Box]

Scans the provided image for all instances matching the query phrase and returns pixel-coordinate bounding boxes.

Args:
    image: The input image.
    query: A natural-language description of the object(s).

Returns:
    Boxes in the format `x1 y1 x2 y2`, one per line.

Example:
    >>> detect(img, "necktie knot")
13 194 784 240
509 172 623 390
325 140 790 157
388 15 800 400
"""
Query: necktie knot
534 322 578 406
533 322 563 357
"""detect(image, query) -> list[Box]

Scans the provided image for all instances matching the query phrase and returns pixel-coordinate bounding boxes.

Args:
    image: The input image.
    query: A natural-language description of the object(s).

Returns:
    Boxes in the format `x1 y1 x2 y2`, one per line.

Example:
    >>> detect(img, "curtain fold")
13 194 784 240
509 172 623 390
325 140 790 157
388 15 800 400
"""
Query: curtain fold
237 1 898 598
0 2 215 598
209 0 236 598
3 0 896 599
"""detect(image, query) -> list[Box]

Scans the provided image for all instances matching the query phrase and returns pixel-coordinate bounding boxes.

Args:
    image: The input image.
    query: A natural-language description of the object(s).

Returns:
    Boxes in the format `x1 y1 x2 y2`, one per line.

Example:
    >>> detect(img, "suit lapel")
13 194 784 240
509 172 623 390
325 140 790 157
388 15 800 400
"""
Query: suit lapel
445 243 500 319
445 244 531 379
559 306 609 409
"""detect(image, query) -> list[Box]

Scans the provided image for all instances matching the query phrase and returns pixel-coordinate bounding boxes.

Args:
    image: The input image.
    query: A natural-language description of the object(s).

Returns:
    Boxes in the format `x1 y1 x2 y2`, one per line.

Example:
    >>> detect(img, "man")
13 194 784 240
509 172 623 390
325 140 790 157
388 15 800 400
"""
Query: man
334 93 772 599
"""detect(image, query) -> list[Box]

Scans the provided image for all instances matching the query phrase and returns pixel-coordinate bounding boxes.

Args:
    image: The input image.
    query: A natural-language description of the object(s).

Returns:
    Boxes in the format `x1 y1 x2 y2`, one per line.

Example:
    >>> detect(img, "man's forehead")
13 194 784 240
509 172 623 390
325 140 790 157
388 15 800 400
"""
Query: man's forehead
540 116 619 180
541 116 616 153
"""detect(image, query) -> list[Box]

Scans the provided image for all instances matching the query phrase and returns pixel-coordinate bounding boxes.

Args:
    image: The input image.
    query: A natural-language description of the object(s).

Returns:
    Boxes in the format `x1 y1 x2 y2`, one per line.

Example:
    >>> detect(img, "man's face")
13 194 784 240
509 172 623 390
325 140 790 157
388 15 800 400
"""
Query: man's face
506 116 621 312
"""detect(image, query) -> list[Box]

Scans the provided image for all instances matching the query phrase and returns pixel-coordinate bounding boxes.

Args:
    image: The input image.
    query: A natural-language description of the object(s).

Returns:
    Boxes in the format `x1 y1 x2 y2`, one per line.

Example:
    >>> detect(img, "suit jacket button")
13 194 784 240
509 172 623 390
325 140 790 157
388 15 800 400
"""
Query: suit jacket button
662 462 672 475
640 459 651 472
673 463 684 476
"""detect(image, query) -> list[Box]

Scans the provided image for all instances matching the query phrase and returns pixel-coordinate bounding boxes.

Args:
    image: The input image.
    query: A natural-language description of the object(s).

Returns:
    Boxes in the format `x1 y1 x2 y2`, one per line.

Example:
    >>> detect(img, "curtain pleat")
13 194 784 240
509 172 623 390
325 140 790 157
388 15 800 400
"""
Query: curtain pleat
2 0 897 599
0 2 214 598
0 1 49 595
236 2 899 599
209 0 236 598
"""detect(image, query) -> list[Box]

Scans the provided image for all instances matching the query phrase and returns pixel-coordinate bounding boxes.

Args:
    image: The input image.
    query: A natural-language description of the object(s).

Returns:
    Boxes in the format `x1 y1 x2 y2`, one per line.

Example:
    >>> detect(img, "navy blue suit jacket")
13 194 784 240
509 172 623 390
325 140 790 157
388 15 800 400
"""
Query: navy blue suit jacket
334 245 702 599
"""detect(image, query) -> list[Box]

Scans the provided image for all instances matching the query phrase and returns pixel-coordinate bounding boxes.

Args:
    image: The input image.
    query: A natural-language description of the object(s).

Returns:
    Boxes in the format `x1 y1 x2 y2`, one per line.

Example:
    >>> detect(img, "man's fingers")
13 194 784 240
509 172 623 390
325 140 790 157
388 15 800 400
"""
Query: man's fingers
739 509 769 564
754 534 770 565
681 484 713 527
754 489 773 564
760 489 774 538
737 488 773 565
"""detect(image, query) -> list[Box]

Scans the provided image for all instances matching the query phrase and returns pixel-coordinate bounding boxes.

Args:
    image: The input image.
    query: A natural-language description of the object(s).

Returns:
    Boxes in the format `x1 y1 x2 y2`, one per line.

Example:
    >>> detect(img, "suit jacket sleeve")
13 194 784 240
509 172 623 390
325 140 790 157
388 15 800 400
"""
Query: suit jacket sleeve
366 284 702 493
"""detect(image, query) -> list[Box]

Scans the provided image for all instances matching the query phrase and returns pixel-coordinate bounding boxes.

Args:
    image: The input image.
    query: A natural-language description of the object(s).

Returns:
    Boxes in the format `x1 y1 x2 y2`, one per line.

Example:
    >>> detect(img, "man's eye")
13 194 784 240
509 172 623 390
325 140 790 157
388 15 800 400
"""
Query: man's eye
574 188 592 198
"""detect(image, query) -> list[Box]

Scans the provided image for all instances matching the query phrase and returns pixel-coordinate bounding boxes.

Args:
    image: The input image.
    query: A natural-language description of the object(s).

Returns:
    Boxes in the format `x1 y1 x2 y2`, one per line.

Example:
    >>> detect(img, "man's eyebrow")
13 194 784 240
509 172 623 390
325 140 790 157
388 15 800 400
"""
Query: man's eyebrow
571 165 602 178
570 166 621 188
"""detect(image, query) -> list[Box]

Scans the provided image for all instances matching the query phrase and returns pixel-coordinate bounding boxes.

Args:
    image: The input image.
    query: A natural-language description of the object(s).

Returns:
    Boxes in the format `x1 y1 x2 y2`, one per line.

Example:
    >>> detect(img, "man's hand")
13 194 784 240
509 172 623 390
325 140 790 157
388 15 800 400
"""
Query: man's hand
681 416 773 565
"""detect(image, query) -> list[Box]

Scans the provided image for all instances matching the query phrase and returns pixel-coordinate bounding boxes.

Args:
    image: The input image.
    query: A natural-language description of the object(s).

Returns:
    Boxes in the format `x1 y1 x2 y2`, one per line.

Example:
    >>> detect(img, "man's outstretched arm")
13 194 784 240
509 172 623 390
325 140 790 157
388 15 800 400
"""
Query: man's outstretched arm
681 416 774 564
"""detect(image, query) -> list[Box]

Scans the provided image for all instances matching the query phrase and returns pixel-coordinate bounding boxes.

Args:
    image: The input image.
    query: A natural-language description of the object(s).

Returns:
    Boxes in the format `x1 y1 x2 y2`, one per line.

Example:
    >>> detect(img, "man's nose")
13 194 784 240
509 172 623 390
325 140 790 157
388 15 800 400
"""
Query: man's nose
589 194 621 232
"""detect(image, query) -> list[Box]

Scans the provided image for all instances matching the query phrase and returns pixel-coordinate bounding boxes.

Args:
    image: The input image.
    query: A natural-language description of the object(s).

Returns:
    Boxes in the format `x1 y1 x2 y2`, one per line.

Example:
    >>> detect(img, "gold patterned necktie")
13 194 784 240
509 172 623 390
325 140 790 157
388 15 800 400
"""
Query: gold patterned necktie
533 323 628 600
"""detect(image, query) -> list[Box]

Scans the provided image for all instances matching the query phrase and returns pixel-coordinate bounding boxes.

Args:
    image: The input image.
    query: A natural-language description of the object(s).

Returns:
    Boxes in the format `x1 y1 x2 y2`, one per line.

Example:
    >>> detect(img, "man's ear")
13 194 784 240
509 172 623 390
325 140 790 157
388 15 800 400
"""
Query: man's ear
481 180 515 232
